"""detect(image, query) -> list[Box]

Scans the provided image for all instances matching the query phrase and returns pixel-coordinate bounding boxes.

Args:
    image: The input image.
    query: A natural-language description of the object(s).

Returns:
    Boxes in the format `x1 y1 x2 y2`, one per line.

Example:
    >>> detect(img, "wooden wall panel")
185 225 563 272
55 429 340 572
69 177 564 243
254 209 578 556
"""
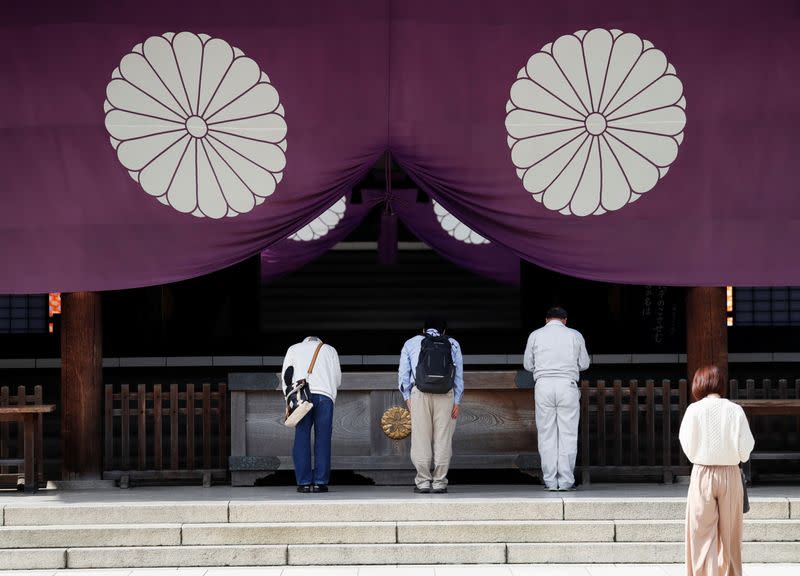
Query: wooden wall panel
229 371 537 484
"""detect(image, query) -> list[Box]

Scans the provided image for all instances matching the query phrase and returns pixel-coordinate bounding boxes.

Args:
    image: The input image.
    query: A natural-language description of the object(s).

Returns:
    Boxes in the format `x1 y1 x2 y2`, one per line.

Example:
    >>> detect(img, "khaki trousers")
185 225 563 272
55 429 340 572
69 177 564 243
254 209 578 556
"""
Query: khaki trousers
685 464 744 576
409 387 457 489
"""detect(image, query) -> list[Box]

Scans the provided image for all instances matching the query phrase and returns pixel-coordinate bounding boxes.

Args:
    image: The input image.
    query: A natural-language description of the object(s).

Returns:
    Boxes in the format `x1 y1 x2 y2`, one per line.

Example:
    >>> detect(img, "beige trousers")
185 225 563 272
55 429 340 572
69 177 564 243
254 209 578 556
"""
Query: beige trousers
409 387 457 489
685 464 744 576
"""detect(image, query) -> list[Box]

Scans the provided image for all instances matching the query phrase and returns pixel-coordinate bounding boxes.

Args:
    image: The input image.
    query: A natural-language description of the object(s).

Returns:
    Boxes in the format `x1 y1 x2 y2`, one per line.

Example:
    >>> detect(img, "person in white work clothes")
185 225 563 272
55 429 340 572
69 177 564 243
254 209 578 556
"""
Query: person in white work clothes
523 307 590 491
281 336 342 493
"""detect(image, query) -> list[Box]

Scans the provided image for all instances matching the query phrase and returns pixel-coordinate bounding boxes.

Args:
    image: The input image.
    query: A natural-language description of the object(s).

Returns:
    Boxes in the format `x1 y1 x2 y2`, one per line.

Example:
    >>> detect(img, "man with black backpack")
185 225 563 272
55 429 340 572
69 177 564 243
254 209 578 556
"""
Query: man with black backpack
398 317 464 494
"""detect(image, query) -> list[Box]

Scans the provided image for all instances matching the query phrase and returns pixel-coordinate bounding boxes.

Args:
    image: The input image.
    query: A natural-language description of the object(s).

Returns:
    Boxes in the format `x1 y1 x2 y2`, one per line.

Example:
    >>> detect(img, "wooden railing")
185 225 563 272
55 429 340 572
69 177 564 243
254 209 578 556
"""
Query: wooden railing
578 379 689 483
578 377 800 483
0 385 44 486
104 375 800 486
730 378 800 456
103 383 228 487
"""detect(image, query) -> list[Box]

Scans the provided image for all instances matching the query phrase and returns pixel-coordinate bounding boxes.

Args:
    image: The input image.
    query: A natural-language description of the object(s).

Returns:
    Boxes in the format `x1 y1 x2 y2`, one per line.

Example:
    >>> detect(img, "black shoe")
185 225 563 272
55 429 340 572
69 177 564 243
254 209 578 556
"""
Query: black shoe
432 487 448 494
312 484 328 493
297 485 312 493
413 486 431 494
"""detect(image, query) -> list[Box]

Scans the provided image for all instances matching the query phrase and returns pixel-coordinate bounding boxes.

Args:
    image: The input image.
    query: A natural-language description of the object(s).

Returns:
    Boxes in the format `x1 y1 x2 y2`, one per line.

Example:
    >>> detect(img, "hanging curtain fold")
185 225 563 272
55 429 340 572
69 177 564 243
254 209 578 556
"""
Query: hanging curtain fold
260 189 520 285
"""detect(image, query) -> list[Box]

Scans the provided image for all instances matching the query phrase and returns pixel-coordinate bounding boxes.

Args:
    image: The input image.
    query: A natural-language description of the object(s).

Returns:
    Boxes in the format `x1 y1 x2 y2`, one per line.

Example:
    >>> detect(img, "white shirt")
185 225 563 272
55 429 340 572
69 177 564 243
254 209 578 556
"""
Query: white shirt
281 337 342 402
523 320 590 382
679 396 755 466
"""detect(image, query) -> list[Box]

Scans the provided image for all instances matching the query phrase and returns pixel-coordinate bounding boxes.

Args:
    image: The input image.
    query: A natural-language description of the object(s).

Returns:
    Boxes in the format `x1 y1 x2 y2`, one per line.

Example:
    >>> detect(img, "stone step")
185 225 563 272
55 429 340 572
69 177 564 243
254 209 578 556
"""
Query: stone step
2 497 794 527
227 499 564 522
0 524 181 548
2 540 799 569
182 520 617 545
2 501 228 526
182 522 396 545
396 520 615 543
0 549 66 571
66 545 287 569
3 519 798 549
506 542 800 564
616 519 800 542
563 497 790 520
286 543 507 565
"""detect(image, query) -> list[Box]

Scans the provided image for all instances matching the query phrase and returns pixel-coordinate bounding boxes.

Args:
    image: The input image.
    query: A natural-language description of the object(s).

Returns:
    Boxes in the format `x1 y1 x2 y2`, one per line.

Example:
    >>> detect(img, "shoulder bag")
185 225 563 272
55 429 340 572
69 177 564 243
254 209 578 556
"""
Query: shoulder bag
284 341 324 427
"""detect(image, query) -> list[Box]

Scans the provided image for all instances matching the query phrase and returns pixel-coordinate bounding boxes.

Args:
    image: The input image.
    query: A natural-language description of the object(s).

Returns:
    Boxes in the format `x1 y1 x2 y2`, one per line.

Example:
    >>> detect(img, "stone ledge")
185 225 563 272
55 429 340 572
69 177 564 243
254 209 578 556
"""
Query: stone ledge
182 522 396 545
507 541 800 564
507 542 684 563
397 520 614 543
615 519 800 542
0 548 66 570
615 520 685 542
0 524 180 548
742 541 800 563
229 500 562 523
3 502 228 526
563 498 790 520
747 498 791 519
564 499 687 520
287 543 506 565
66 545 287 568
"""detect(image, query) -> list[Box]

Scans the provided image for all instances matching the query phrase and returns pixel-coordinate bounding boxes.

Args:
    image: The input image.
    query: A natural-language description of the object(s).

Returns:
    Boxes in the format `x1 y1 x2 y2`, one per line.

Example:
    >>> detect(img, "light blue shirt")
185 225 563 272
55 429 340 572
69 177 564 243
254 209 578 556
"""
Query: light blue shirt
398 329 464 404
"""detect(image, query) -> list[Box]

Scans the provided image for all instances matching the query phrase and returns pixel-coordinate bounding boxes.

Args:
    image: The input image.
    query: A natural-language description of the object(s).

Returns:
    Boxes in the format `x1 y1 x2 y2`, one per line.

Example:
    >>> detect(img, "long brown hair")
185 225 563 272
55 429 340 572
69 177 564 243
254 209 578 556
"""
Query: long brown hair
691 365 726 401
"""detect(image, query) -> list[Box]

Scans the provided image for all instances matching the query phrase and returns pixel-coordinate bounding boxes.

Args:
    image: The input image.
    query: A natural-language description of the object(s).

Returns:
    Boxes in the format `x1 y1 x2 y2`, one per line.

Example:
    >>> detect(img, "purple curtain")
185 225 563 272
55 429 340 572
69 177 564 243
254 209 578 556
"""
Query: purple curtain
0 0 386 292
2 0 800 292
390 0 800 286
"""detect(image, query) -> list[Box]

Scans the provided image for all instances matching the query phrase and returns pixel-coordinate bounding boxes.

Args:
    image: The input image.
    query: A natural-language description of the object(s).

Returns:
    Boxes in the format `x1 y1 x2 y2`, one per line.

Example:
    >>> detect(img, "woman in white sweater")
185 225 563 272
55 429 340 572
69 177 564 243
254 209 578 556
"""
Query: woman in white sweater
679 365 755 576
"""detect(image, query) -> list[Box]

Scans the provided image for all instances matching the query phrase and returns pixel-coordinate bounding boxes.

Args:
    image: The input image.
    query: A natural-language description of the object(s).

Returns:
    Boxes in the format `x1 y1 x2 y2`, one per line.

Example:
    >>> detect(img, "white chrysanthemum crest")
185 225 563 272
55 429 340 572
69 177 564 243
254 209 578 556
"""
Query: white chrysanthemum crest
506 28 686 216
290 197 347 241
433 201 490 245
104 31 287 218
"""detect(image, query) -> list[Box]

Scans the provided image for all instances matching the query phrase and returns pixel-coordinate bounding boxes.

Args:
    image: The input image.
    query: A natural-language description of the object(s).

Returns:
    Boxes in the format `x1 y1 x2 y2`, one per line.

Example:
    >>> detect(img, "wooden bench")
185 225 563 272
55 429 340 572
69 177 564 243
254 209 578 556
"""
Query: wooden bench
0 405 56 492
735 399 800 482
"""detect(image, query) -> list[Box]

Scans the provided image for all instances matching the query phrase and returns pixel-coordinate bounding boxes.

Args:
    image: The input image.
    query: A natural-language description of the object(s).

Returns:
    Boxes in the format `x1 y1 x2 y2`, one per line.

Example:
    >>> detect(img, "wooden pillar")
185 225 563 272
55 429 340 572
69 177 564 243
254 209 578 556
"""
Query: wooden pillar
61 292 103 480
686 287 728 388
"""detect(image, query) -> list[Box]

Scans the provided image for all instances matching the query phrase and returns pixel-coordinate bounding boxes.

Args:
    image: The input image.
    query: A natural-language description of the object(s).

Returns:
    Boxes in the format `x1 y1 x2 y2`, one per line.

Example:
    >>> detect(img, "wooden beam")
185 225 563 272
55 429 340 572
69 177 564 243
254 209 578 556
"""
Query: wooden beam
686 287 728 389
61 292 103 480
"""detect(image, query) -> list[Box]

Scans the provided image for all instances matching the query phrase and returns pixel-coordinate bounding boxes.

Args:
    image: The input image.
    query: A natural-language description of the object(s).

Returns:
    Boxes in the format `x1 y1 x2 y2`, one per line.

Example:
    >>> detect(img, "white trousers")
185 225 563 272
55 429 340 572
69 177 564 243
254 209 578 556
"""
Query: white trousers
535 378 580 489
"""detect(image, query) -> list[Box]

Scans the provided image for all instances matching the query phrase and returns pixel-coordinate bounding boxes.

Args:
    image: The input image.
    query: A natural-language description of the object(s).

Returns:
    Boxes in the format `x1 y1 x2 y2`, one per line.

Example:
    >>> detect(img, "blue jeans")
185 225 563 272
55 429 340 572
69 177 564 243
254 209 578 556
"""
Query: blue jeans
292 393 334 486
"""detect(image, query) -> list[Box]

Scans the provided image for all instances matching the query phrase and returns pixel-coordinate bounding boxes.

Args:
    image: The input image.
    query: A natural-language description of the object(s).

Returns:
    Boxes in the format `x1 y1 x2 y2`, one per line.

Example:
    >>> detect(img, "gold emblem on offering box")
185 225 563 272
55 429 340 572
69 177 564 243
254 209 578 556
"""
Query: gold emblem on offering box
380 406 411 440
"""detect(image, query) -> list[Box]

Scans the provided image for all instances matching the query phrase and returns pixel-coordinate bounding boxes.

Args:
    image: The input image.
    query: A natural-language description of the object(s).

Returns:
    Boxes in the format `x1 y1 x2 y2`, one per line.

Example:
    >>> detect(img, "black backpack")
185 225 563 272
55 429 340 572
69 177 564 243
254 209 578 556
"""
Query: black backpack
414 334 455 394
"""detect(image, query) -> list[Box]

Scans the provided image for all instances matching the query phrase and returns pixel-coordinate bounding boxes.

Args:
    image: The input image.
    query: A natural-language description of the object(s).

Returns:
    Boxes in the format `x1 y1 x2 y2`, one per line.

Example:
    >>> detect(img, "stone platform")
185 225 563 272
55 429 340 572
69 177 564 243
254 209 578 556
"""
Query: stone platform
1 484 799 569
